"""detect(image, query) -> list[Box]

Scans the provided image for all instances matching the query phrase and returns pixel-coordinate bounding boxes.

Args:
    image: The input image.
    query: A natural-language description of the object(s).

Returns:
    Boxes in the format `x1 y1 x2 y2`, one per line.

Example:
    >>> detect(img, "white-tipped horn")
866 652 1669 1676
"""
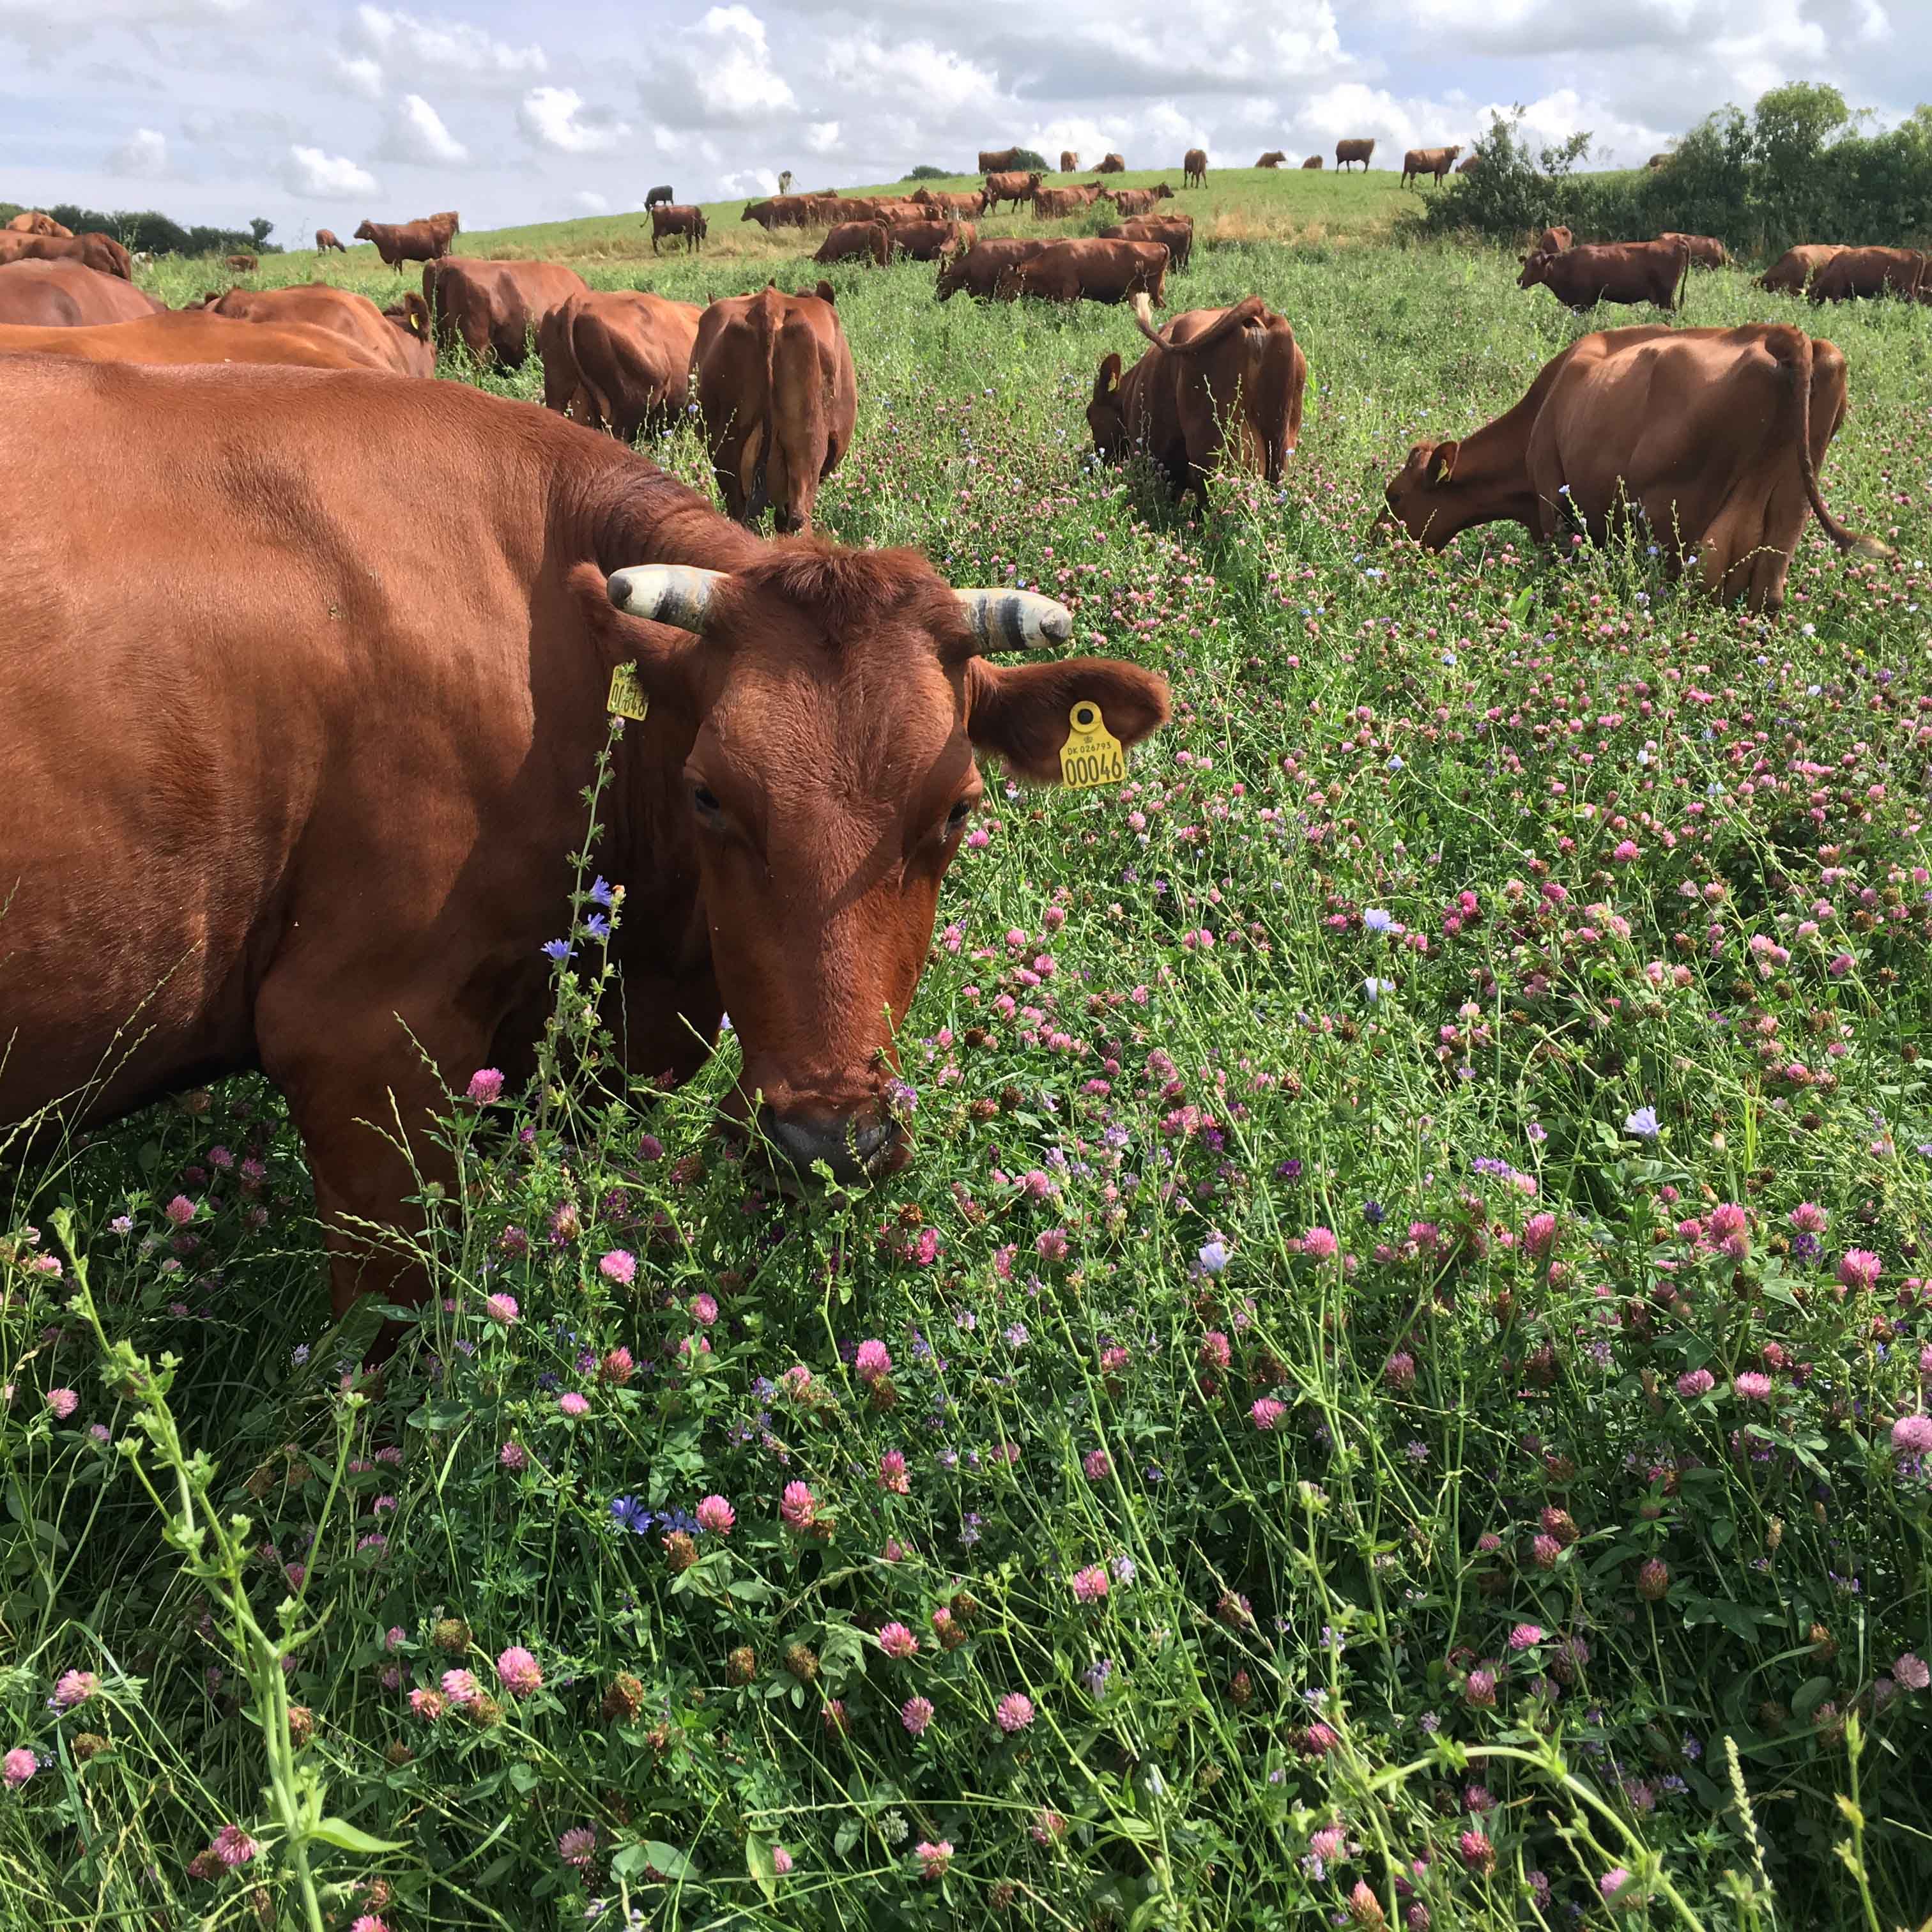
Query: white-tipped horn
955 588 1073 653
608 564 726 632
1133 291 1153 328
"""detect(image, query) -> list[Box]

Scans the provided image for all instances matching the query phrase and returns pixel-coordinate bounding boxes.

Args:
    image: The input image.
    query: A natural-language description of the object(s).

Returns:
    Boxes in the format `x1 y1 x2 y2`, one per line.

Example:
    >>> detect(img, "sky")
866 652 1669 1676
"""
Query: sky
0 0 1919 237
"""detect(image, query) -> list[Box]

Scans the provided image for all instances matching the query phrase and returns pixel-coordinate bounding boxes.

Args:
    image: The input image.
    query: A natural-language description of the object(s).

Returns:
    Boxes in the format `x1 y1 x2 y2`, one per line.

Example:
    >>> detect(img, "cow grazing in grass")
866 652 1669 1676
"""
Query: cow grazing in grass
645 185 675 209
1402 146 1461 188
1033 185 1105 220
650 204 709 253
1107 185 1174 218
1257 151 1286 168
0 310 391 371
815 221 891 267
1183 149 1208 187
935 238 1047 300
0 231 134 279
0 260 161 326
887 220 972 262
1659 232 1729 269
1757 245 1846 295
978 146 1026 172
983 171 1043 213
1060 150 1079 172
1456 155 1480 174
423 258 588 367
0 355 1170 1322
1096 153 1126 173
1536 226 1574 254
997 238 1168 306
911 188 983 220
741 197 811 229
354 211 459 268
540 289 704 440
1647 153 1670 169
1302 155 1323 169
1101 217 1193 272
316 229 346 252
1378 323 1887 612
6 211 72 236
1808 247 1926 303
1518 239 1688 312
694 281 855 532
224 253 259 273
1335 138 1374 171
203 283 436 377
1089 293 1307 510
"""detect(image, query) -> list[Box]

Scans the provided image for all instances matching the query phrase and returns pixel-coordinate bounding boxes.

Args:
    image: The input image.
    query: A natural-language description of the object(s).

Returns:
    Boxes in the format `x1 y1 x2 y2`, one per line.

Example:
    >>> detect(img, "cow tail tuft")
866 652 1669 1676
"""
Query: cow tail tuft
1768 326 1892 560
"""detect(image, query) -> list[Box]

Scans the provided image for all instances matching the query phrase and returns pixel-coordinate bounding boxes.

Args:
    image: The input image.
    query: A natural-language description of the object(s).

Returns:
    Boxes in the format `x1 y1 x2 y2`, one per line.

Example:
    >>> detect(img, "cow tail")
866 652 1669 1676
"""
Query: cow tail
1767 327 1891 560
1135 293 1266 355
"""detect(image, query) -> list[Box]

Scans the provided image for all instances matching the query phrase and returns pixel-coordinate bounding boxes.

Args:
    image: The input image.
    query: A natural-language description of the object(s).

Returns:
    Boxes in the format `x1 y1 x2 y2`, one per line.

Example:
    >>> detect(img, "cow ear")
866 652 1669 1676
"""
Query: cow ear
1429 440 1460 484
1094 351 1122 400
965 657 1170 785
815 280 835 303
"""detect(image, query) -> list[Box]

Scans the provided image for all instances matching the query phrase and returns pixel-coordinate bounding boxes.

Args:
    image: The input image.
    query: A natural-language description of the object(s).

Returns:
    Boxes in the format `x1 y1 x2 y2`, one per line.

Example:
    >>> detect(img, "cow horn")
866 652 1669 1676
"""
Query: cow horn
955 589 1073 652
608 564 724 631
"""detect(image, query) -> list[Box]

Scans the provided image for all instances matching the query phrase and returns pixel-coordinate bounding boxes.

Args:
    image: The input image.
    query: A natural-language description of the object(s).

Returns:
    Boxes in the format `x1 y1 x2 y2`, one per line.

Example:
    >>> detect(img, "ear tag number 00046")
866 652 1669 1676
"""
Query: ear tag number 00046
607 661 650 722
1059 701 1125 789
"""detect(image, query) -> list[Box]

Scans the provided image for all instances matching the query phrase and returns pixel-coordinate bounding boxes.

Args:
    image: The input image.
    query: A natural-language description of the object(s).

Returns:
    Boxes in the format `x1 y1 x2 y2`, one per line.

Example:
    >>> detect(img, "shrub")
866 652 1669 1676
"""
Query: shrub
903 165 951 181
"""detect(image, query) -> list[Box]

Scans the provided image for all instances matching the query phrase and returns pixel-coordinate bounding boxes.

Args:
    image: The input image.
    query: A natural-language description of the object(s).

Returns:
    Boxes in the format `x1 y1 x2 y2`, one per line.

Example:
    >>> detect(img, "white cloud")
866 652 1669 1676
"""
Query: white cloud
820 34 999 118
643 5 795 128
382 92 468 165
106 125 168 176
719 167 779 199
806 119 840 153
332 52 384 100
282 144 379 199
519 86 631 154
352 5 546 86
573 189 610 212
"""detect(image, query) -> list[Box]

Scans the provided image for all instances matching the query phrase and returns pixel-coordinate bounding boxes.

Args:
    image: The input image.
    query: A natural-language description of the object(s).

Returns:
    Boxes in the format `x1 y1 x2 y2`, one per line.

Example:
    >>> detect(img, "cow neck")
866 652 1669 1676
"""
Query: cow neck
1439 384 1548 536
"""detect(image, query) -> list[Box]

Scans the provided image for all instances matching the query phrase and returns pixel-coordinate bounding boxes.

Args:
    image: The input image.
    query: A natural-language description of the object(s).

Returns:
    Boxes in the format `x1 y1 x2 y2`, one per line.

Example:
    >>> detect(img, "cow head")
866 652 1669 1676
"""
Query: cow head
1087 353 1130 463
597 549 1169 1188
1154 183 1176 199
1379 440 1467 548
1516 251 1554 289
353 220 376 241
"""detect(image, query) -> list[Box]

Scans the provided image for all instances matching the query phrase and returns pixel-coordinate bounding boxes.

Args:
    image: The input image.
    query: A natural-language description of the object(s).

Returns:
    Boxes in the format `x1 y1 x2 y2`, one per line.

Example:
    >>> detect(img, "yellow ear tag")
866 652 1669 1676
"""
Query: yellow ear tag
606 661 650 722
1059 700 1126 789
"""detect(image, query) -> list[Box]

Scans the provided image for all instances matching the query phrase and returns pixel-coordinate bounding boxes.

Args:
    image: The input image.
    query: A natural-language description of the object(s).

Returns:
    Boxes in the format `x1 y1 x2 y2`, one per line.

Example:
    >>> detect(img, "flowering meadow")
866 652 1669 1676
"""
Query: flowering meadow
8 228 1932 1930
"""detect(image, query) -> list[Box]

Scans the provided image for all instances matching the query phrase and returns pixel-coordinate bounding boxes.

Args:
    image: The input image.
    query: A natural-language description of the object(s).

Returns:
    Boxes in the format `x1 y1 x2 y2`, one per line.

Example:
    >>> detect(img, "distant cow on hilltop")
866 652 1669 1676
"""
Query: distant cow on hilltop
1096 153 1126 173
354 211 459 268
978 146 1026 173
1336 138 1374 172
645 185 675 210
1256 151 1286 168
1402 146 1461 188
1060 150 1079 172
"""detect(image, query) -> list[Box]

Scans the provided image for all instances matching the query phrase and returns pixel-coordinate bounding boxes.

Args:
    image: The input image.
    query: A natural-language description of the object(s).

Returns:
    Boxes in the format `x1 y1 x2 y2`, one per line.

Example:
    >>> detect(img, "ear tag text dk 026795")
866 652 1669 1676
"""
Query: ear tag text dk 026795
1059 701 1126 789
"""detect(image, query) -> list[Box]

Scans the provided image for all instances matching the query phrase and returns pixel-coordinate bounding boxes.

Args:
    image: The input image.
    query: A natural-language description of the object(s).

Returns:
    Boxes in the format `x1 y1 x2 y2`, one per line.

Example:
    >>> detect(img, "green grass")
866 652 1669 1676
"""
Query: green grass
9 223 1932 1932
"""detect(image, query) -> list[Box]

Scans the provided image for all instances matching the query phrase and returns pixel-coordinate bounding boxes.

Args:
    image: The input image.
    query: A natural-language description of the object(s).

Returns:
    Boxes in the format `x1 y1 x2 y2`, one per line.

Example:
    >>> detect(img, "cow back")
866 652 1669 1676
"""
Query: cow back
0 259 161 327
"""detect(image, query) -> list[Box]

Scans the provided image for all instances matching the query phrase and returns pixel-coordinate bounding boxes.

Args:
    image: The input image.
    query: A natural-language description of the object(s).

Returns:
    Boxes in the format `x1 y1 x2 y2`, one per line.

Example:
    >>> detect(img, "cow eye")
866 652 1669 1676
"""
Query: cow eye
693 783 722 816
946 798 974 831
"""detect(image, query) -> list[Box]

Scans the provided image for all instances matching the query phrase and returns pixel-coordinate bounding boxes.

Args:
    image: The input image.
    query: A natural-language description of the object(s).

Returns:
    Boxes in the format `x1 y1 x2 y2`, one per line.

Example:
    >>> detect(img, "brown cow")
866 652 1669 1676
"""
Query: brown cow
910 189 983 220
1456 155 1481 174
1089 294 1307 510
539 289 704 440
0 260 162 326
1335 138 1375 172
814 220 891 267
224 253 259 273
0 354 1170 1322
1757 245 1846 296
998 239 1168 307
7 211 73 236
1100 217 1193 272
316 229 346 253
1378 323 1886 611
203 283 434 377
887 220 972 262
1809 246 1925 303
353 211 459 268
1183 148 1208 188
741 197 808 229
1096 153 1126 173
1061 150 1080 172
1646 153 1669 169
1107 185 1175 218
1034 185 1106 220
1659 231 1729 269
1301 155 1323 169
0 311 390 371
978 146 1026 173
1536 226 1574 254
984 171 1043 213
1518 239 1687 312
1401 146 1461 188
0 232 133 279
423 257 588 367
694 281 855 532
935 238 1048 301
1257 151 1286 168
650 204 709 253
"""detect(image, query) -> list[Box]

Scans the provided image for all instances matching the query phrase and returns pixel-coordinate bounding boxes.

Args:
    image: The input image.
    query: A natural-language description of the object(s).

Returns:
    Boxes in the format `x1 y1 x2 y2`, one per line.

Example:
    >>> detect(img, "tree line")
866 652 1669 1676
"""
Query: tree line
0 204 282 257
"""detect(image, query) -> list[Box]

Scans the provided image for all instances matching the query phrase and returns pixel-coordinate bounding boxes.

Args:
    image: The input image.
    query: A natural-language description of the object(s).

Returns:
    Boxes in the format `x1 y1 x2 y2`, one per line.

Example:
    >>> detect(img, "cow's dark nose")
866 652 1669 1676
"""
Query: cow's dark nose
760 1109 903 1187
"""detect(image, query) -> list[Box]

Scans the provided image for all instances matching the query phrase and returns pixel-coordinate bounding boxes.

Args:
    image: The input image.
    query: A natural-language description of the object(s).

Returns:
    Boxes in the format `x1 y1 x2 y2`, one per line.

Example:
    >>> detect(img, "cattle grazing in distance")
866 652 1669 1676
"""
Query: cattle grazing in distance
1183 148 1208 187
1096 153 1127 173
831 195 924 224
1335 138 1375 172
1537 226 1574 254
201 283 436 377
0 259 162 327
1061 150 1080 172
1659 232 1729 269
1101 216 1193 272
983 170 1043 213
1379 323 1887 611
910 188 983 220
694 281 856 532
1302 155 1324 169
1756 244 1846 295
1808 246 1926 303
423 258 588 367
1257 151 1287 168
650 204 709 253
0 231 134 279
1402 146 1462 188
6 211 73 236
1108 185 1175 218
645 185 675 209
996 238 1169 306
0 310 391 371
539 289 704 440
354 211 459 268
1647 153 1671 169
1033 184 1107 220
815 221 891 267
316 229 346 252
978 146 1027 172
0 355 1169 1315
935 238 1048 300
1518 239 1689 312
778 171 793 194
741 195 815 229
886 219 974 262
1089 293 1307 509
1456 155 1481 174
224 253 259 273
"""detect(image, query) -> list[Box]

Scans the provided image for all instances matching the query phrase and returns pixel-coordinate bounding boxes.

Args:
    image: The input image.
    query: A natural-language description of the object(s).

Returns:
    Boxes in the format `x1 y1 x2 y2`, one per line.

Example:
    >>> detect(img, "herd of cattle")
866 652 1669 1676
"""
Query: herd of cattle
0 176 1919 1319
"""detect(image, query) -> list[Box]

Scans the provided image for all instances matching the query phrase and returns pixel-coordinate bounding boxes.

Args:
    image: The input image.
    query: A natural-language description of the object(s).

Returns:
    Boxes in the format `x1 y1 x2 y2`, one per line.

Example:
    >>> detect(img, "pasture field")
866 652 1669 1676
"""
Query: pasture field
8 218 1932 1932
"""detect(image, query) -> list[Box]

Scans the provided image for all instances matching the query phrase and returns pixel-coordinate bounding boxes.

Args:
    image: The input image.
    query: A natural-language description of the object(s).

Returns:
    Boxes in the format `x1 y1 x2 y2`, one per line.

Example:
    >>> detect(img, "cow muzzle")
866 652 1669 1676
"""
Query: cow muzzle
756 1105 907 1191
